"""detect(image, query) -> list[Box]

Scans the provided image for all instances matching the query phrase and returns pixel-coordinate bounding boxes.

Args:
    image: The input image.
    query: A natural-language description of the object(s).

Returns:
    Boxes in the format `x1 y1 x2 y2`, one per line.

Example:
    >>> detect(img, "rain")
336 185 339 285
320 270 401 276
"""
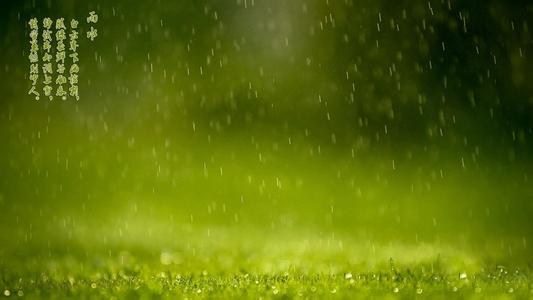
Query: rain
0 0 532 297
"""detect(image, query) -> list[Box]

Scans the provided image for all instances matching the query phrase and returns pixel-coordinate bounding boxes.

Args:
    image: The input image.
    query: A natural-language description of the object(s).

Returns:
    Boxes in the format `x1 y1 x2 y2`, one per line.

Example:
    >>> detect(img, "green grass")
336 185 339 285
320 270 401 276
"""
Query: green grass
1 225 532 299
2 269 532 299
2 245 532 299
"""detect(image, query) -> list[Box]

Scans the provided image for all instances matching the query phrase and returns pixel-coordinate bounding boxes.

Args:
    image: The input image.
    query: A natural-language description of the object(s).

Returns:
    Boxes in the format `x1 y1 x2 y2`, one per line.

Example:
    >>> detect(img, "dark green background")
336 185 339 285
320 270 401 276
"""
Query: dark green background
0 0 532 273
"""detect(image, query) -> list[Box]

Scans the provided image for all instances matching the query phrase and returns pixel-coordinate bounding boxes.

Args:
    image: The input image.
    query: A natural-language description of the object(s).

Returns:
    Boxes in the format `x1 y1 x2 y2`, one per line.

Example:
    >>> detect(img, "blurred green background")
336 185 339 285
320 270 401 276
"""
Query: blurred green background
0 0 532 274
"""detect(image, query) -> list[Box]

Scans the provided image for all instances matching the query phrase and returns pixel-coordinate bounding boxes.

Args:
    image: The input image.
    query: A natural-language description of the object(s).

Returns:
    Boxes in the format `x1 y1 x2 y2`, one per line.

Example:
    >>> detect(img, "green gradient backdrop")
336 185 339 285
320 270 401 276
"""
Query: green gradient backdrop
0 0 532 273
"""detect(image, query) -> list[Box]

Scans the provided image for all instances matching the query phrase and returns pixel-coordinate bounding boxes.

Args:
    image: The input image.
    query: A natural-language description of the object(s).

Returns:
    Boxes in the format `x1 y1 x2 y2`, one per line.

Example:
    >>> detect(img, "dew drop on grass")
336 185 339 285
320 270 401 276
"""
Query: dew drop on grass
3 290 10 297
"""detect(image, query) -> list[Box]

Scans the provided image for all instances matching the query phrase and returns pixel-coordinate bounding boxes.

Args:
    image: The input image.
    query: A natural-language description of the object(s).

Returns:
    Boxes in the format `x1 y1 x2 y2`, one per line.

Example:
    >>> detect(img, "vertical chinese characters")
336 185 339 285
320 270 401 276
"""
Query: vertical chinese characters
55 18 67 99
86 11 98 41
42 18 53 100
28 18 39 100
27 12 98 101
69 19 79 100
